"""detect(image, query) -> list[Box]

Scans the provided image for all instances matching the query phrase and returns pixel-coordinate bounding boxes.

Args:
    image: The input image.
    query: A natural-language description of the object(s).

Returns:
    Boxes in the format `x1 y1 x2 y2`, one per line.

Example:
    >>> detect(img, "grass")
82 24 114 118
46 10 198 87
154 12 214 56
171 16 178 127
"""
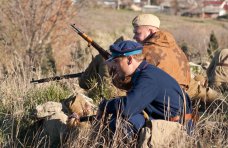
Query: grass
0 54 227 147
0 83 71 146
0 6 228 148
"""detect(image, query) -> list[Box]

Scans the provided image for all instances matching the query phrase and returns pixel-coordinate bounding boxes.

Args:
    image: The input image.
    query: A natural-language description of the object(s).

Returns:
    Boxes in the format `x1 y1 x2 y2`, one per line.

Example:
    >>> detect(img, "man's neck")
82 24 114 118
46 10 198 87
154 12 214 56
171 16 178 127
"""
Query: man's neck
133 61 143 73
125 60 142 78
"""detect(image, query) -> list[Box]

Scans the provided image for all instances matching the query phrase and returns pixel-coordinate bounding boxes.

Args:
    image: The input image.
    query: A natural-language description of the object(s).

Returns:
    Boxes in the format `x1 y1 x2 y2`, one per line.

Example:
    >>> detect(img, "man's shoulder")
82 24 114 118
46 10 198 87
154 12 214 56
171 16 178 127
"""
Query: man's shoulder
143 30 176 47
140 63 181 91
155 30 175 39
143 63 168 76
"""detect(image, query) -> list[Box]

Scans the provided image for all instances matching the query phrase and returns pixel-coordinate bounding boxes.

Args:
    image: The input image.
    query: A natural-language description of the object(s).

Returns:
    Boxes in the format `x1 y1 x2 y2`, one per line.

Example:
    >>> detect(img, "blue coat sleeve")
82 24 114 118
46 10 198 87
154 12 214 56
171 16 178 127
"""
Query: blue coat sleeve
105 72 159 117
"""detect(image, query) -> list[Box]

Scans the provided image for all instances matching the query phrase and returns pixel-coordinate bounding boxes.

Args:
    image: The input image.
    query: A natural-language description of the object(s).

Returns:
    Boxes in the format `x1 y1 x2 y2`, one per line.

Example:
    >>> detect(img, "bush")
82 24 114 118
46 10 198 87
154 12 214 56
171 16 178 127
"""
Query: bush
207 31 219 59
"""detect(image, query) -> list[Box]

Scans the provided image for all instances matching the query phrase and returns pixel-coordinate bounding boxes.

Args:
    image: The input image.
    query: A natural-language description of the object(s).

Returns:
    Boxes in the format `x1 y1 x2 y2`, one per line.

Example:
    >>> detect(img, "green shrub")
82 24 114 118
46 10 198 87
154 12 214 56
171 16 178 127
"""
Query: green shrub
207 31 219 59
41 44 57 75
24 83 72 110
86 78 115 104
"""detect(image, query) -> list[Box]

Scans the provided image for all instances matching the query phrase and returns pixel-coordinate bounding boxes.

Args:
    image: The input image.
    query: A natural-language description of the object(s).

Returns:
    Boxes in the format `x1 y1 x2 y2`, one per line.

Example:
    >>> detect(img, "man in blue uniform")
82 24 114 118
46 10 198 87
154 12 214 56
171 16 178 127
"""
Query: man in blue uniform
98 40 193 135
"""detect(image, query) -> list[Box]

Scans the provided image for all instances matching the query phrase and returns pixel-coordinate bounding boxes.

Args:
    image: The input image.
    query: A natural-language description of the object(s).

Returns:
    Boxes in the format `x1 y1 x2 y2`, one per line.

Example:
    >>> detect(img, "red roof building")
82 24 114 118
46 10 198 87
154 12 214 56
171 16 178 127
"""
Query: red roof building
203 0 228 18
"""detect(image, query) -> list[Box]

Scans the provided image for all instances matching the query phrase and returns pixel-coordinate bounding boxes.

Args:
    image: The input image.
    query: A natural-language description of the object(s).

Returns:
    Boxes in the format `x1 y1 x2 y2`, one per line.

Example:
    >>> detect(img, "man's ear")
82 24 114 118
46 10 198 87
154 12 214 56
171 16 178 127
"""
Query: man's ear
149 28 155 34
127 56 132 65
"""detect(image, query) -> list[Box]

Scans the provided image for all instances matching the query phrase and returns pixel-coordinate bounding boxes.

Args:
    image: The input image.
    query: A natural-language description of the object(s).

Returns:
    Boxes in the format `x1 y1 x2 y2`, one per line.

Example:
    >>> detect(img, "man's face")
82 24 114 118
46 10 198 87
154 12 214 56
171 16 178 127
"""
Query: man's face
107 57 130 81
133 26 151 43
106 56 133 90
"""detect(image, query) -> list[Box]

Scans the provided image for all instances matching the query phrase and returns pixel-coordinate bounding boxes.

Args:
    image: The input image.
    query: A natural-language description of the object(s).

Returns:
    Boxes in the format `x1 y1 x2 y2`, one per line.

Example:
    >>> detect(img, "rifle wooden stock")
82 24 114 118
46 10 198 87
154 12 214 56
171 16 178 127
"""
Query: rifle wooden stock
71 24 111 60
30 72 83 84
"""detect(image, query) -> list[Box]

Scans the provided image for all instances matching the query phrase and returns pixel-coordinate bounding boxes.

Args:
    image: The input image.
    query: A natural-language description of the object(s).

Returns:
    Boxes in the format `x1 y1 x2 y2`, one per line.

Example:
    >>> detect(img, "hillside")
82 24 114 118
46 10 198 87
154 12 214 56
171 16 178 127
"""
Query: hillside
1 6 228 75
74 8 228 50
57 7 228 72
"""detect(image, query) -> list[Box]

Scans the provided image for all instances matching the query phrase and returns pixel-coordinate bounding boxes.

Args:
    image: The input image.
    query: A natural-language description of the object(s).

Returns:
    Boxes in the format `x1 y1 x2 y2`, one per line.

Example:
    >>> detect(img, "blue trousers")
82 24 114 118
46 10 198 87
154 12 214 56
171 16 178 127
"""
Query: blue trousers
109 113 145 134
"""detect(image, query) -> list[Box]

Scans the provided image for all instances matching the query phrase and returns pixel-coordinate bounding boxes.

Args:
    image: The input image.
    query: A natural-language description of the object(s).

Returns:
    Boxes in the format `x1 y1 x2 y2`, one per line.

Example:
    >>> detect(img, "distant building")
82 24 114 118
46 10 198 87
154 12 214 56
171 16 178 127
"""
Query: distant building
101 0 228 19
142 5 163 13
133 0 141 3
202 0 228 18
160 0 199 15
102 0 157 7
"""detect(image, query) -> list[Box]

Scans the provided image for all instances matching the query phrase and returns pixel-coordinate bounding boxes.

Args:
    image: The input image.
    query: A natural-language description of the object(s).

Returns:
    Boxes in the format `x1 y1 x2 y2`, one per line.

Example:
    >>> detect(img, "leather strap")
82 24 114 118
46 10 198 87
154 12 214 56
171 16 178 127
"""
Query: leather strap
169 114 192 122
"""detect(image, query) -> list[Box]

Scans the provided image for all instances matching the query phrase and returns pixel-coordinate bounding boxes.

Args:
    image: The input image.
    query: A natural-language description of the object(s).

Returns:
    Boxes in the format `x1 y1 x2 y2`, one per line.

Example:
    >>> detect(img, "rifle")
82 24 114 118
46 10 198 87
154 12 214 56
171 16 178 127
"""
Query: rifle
70 24 111 60
31 25 111 84
70 112 105 122
79 115 96 122
30 72 83 84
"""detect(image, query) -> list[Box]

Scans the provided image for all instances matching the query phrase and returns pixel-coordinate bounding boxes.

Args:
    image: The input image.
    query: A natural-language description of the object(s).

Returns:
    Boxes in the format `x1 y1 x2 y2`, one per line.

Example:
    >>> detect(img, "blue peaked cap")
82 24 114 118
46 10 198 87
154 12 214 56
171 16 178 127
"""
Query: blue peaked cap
108 40 143 61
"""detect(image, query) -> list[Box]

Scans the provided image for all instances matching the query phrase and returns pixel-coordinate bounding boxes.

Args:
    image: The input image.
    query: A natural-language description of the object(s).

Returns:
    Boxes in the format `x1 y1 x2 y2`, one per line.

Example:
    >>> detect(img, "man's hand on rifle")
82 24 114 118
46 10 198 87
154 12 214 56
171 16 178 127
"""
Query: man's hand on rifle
66 98 108 127
67 112 81 127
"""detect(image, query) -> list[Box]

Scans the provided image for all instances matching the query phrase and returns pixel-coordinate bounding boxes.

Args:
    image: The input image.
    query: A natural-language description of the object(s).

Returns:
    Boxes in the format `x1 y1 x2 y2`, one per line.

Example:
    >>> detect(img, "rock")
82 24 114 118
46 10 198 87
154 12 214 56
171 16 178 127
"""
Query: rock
33 93 96 145
137 120 187 148
42 112 68 145
36 101 62 118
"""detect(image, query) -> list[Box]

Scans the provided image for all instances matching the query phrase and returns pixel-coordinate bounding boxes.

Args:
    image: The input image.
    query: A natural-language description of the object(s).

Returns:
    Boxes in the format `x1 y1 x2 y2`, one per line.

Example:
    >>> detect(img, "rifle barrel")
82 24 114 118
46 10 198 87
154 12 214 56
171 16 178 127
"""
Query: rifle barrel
30 72 83 84
71 24 81 33
79 115 96 122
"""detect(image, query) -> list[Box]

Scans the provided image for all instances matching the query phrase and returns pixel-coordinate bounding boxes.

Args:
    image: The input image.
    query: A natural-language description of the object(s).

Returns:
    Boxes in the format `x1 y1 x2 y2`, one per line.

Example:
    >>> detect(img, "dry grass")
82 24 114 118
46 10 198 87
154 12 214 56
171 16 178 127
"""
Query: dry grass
0 7 228 148
0 55 227 147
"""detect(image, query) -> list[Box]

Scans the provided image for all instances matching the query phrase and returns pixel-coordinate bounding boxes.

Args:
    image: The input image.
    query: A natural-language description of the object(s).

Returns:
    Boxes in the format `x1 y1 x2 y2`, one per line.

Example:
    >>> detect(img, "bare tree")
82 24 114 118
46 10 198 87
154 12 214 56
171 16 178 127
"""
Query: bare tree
0 0 76 71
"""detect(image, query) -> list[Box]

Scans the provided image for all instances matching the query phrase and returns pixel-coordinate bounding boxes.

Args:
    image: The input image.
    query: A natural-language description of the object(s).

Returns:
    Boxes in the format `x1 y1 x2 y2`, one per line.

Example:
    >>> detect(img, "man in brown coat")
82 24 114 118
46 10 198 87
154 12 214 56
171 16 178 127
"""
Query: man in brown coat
131 14 190 89
131 14 218 103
